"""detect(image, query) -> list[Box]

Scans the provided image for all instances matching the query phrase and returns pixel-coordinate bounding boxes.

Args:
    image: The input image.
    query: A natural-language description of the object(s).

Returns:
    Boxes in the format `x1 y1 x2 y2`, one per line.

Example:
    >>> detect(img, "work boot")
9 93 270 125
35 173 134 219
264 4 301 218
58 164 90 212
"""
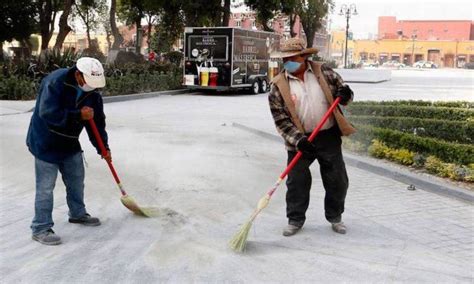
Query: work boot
331 222 347 234
69 213 101 226
32 229 62 245
282 224 302 237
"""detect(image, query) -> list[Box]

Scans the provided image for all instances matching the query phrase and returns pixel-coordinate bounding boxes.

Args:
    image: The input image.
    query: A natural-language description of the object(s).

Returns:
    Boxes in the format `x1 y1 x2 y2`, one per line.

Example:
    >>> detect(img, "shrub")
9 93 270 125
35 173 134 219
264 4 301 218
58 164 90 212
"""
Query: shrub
0 75 37 100
164 51 183 66
342 137 367 153
346 104 473 121
348 115 473 144
351 100 473 109
353 124 474 165
368 140 415 165
368 139 388 159
413 153 426 168
40 47 79 70
103 72 181 96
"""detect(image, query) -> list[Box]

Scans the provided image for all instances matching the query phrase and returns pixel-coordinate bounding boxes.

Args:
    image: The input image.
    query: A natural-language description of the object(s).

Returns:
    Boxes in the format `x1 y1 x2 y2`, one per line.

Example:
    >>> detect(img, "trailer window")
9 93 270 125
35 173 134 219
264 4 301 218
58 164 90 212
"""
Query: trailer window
188 35 229 62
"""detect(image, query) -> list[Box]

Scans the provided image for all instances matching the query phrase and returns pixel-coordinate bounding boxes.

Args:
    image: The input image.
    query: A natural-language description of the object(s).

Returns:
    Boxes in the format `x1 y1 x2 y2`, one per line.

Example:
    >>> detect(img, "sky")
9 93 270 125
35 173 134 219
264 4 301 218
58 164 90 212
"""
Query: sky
328 0 474 38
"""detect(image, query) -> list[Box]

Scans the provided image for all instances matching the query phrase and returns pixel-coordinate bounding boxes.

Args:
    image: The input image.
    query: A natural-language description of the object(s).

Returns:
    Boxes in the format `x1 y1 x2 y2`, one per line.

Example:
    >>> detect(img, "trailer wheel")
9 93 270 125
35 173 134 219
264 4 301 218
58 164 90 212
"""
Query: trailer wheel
259 79 268 93
251 81 260 94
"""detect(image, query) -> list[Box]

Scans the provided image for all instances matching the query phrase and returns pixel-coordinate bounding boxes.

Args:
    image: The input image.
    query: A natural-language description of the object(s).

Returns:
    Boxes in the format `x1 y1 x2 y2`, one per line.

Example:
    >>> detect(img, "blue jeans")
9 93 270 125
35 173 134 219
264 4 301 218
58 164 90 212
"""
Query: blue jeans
31 152 87 235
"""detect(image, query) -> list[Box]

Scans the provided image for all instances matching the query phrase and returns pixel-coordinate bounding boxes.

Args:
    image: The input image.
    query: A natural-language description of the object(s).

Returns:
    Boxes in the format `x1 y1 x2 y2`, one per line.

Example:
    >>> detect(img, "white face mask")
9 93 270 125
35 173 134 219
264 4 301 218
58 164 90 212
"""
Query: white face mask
79 83 95 92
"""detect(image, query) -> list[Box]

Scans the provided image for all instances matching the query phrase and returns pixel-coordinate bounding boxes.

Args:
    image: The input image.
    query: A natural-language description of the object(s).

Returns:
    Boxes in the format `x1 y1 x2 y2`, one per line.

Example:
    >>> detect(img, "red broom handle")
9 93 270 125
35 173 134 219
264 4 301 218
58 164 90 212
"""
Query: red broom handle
88 119 122 186
279 97 341 180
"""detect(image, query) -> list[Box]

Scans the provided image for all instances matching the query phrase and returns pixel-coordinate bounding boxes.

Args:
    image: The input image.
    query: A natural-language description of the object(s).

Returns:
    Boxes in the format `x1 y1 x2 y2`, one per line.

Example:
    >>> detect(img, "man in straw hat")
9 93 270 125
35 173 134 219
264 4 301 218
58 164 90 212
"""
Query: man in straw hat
269 38 356 237
27 57 110 245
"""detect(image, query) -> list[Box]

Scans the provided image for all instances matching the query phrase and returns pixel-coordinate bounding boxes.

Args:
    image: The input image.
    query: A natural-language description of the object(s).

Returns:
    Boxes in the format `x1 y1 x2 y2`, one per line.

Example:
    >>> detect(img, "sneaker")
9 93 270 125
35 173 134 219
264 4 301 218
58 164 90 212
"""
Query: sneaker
32 229 62 245
69 213 101 226
282 224 302 237
331 222 347 234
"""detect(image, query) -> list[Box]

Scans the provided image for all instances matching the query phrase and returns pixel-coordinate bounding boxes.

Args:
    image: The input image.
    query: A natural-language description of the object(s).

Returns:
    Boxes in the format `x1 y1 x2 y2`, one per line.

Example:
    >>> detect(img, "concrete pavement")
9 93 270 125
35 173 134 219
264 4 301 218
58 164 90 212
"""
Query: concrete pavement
0 93 472 283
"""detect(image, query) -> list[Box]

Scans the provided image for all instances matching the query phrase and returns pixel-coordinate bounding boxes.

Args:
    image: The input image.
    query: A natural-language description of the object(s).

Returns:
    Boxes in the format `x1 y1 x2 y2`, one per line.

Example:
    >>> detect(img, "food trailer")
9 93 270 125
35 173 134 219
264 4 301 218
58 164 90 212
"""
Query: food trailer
183 27 281 93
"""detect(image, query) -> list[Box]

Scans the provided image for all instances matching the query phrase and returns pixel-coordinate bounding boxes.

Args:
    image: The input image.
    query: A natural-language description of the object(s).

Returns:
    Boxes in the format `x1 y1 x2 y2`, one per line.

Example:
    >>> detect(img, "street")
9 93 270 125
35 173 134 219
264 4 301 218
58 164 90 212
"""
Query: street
351 68 474 101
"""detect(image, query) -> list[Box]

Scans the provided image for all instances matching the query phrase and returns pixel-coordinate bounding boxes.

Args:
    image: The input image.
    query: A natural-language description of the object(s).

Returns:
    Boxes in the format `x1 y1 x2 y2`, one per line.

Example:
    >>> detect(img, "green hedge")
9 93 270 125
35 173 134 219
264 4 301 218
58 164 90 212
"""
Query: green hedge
352 100 473 109
349 115 474 144
0 75 37 100
103 72 182 96
0 72 182 100
351 124 474 165
346 104 473 121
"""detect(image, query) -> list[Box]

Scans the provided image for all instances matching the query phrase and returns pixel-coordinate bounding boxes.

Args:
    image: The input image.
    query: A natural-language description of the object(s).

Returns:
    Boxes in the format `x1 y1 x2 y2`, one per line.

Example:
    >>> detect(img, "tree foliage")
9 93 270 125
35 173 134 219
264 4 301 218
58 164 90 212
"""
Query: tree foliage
0 0 38 44
73 0 108 46
295 0 333 47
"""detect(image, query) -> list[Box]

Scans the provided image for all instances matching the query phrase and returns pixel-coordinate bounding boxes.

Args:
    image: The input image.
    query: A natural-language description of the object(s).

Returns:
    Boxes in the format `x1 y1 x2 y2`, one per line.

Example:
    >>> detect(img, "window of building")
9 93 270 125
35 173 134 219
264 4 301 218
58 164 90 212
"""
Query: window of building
390 53 401 62
236 21 241 27
379 53 388 63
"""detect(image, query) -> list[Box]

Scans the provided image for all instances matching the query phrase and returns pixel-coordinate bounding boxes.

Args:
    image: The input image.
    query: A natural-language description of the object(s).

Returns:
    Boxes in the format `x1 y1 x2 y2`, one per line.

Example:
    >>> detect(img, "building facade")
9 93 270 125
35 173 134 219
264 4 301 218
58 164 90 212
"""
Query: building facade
353 39 474 68
329 17 474 68
378 16 474 41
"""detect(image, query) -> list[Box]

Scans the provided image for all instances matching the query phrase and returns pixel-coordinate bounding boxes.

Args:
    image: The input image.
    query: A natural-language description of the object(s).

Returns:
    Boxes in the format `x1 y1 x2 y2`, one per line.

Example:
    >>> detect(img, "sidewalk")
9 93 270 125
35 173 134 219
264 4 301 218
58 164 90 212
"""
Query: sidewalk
0 93 472 282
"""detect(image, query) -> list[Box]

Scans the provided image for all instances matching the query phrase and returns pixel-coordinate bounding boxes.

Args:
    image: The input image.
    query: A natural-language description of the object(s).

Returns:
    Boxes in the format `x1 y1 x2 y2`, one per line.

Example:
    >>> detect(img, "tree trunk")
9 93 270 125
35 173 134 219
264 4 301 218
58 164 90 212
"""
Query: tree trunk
290 14 297 38
0 42 4 62
54 0 74 50
135 20 141 54
40 0 53 51
304 26 315 48
86 26 92 47
110 0 123 50
222 0 231 26
146 16 152 51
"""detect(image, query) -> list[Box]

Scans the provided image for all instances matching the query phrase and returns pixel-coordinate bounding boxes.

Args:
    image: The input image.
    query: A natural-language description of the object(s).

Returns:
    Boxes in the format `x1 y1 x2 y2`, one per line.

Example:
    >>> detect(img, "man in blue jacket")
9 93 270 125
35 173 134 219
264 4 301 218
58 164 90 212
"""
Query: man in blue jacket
27 57 111 245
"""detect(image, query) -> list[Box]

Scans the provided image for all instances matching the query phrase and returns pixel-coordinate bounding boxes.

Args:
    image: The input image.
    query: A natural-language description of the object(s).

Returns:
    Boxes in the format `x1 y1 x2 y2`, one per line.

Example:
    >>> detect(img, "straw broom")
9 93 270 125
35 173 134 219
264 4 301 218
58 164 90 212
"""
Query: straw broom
230 97 341 252
89 119 151 217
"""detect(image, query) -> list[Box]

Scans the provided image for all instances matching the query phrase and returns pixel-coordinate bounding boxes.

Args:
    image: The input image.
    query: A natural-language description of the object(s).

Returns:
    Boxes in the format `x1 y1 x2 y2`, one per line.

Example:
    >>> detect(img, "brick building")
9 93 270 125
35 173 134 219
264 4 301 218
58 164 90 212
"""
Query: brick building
378 16 474 41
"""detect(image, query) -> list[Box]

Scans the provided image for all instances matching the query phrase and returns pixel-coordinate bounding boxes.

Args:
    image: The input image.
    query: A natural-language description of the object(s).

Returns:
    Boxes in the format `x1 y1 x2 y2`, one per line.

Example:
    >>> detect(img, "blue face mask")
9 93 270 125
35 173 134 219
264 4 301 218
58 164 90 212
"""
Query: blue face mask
283 61 302 73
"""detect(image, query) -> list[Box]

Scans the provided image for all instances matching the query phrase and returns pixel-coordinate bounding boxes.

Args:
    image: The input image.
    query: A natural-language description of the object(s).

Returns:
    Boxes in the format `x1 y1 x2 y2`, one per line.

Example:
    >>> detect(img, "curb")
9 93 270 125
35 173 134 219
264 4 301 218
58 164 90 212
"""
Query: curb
1 89 190 115
102 89 189 104
231 122 474 204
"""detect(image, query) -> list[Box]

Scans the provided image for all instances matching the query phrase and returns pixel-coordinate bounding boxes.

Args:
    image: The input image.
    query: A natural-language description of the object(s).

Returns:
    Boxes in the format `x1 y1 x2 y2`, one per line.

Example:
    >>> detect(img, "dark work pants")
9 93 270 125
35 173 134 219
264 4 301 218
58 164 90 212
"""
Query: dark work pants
286 126 349 227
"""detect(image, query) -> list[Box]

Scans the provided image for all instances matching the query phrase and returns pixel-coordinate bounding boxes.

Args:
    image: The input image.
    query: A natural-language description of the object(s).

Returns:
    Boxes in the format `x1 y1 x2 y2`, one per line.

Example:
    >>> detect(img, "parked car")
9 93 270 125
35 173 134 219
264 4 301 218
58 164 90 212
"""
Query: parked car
361 61 379 68
413 60 438 69
463 62 474 69
382 60 405 69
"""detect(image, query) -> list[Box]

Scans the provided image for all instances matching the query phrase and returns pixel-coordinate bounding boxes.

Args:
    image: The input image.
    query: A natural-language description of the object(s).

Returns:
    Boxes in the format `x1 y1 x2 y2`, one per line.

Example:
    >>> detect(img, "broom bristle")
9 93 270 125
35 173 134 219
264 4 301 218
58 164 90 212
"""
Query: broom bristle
120 195 150 217
229 220 253 252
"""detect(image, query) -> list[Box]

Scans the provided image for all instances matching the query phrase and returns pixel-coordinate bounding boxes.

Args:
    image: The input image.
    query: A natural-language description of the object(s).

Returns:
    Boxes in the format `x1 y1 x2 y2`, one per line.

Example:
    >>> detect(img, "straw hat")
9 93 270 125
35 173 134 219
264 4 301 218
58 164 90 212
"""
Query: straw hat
270 37 318 59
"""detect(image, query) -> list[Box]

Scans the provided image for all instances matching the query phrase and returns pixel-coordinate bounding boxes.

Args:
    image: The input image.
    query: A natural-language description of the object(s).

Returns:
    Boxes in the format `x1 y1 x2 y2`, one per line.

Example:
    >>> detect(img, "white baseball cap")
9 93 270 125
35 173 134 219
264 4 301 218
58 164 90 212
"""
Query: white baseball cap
76 57 106 89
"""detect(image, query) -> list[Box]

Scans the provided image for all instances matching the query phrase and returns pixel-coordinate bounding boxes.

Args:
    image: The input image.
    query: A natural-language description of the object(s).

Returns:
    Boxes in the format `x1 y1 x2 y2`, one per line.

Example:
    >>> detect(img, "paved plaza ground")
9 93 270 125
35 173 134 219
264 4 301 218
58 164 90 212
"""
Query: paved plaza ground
0 69 472 283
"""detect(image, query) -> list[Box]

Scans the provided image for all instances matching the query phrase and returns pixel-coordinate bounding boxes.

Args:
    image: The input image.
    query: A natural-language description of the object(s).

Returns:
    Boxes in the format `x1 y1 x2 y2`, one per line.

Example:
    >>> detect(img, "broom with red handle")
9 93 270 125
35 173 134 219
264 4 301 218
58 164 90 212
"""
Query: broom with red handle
88 119 150 216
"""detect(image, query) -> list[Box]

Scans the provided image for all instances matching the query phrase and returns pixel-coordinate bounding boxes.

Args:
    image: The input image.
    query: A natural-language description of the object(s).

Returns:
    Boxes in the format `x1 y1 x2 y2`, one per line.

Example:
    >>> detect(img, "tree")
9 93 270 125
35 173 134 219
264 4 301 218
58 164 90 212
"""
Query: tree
151 0 183 53
222 0 231 26
117 0 146 54
73 0 108 47
110 0 124 50
38 0 62 51
142 1 163 51
181 0 222 27
281 0 297 37
245 0 281 31
54 0 75 50
0 0 38 59
295 0 333 47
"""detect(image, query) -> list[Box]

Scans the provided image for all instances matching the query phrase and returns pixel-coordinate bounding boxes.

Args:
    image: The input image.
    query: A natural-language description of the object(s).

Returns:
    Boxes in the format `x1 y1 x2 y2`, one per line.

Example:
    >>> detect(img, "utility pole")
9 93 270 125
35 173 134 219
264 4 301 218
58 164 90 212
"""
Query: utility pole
339 4 357 68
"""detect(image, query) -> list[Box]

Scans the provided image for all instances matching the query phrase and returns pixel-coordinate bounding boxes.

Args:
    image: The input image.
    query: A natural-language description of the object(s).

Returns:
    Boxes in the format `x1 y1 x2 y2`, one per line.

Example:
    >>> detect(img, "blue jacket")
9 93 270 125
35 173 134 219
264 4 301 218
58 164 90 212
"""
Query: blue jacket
26 67 109 163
